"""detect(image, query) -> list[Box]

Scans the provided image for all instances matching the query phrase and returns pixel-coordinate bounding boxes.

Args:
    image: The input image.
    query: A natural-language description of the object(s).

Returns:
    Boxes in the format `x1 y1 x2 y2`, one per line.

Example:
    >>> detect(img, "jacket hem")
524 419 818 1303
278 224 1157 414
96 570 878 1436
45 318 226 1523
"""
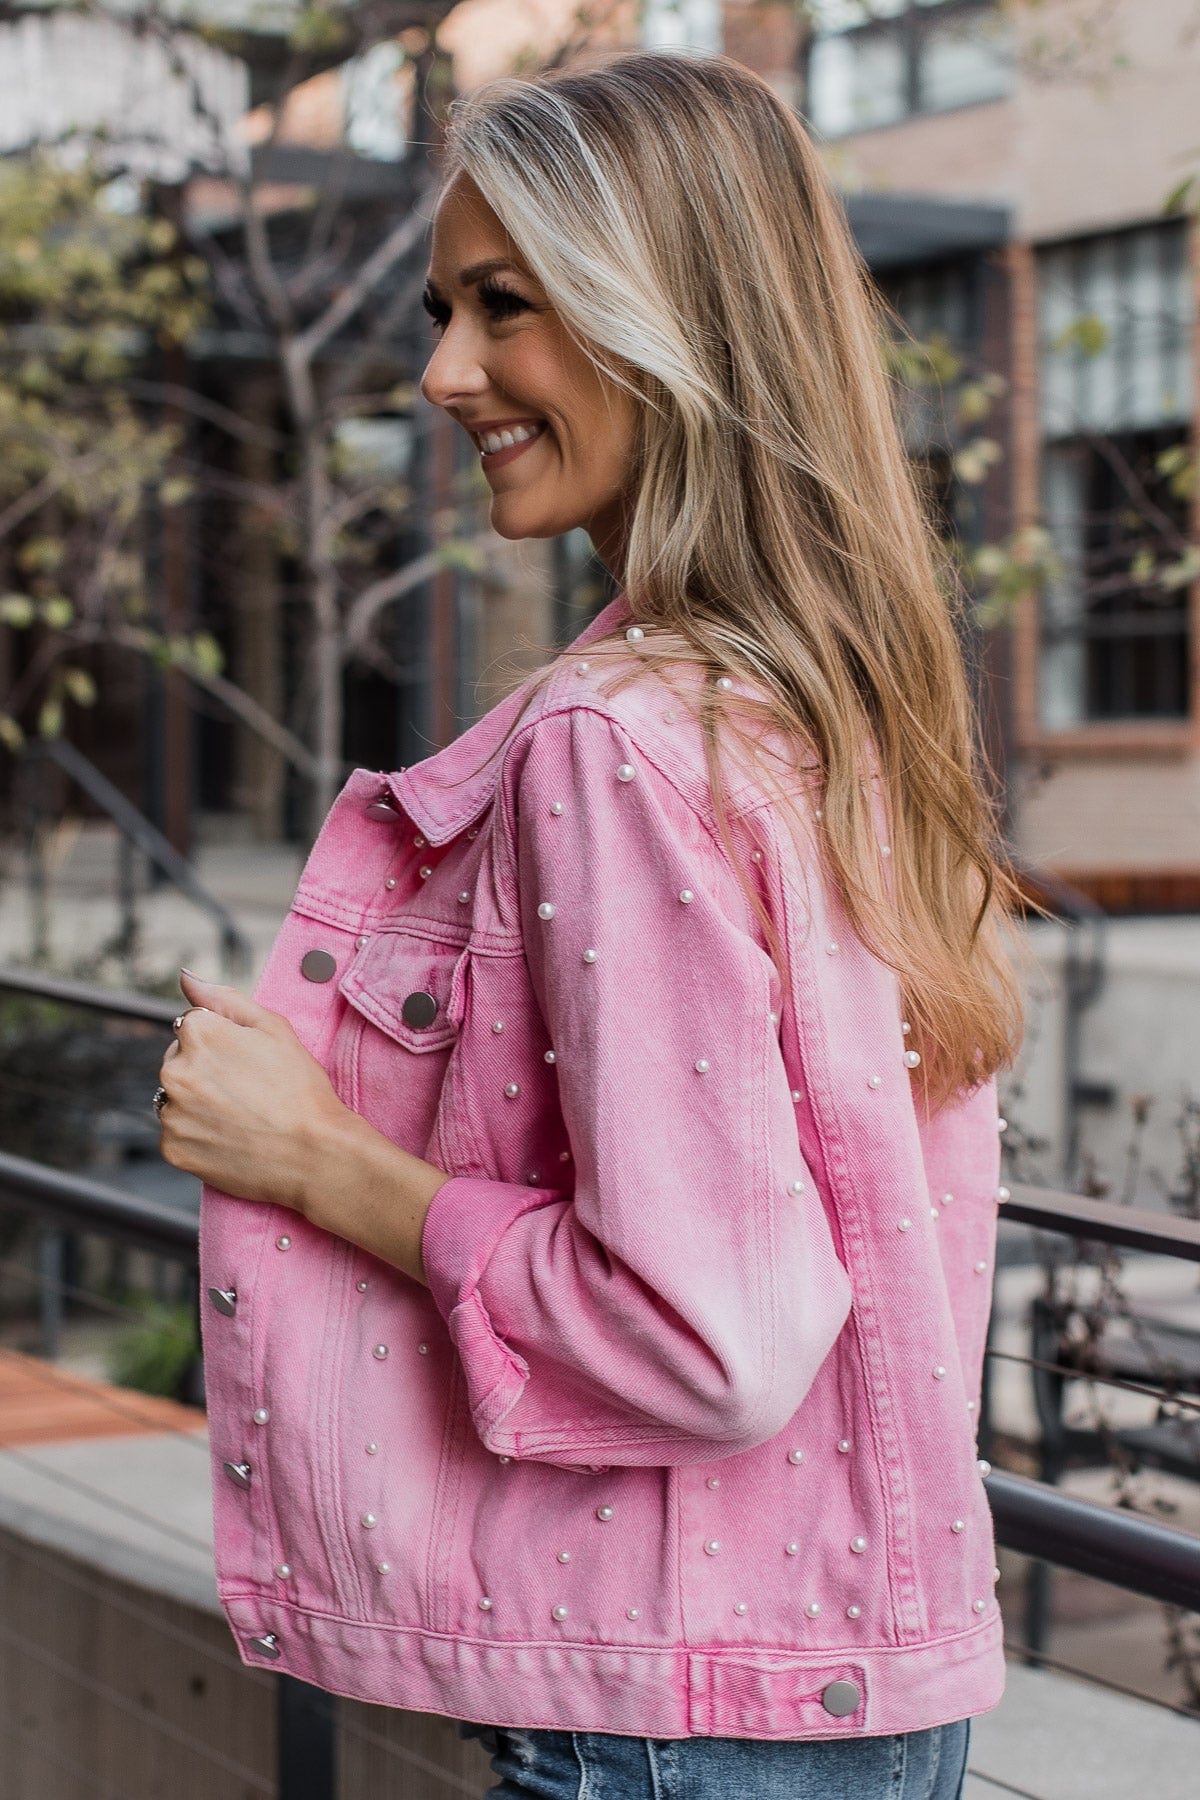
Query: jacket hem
219 1589 1006 1739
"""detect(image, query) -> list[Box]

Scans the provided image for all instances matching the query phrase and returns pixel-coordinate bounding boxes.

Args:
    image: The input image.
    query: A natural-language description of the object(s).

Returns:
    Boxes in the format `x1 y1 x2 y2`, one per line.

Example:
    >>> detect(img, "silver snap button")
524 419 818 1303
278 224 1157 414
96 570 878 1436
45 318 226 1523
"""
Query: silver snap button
821 1678 861 1716
207 1285 237 1317
365 795 399 820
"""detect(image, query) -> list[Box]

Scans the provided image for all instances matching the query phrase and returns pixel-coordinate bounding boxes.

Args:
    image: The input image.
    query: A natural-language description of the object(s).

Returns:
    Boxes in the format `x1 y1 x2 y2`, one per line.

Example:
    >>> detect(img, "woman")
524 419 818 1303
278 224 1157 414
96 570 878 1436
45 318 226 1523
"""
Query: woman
158 48 1025 1800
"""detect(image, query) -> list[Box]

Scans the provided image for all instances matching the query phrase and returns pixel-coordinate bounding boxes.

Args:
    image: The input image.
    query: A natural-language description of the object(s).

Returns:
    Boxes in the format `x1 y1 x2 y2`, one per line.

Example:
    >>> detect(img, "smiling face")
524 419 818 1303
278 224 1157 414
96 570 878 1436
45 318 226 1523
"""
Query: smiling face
419 173 641 570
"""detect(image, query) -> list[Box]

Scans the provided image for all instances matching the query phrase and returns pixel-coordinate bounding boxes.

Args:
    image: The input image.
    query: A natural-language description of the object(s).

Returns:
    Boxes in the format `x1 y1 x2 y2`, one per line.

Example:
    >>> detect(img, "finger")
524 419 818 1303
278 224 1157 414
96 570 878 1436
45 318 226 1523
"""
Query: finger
161 1039 182 1064
179 970 270 1029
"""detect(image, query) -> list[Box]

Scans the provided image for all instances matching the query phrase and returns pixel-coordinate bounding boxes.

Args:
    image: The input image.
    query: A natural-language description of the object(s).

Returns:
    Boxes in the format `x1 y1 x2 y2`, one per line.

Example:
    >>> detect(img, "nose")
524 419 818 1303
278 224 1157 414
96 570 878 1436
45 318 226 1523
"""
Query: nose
420 324 489 414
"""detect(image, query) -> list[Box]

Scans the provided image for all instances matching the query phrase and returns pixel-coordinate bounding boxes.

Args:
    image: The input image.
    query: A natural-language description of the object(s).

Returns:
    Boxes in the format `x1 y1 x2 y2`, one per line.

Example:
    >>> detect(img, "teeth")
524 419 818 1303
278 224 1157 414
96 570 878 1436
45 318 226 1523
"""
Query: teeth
478 422 543 455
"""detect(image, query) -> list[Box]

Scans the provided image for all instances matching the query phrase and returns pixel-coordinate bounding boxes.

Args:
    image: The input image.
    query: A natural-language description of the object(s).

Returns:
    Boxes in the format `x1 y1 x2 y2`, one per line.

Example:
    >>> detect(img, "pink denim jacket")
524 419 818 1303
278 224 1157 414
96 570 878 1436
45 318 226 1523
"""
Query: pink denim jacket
199 589 1006 1739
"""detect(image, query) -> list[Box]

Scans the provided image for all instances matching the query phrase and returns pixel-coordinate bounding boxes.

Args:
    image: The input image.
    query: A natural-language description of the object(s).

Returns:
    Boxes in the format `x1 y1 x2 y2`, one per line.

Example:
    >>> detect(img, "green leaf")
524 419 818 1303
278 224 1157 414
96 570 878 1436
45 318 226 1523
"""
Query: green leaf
62 667 97 706
36 696 63 739
186 631 224 678
40 597 75 629
0 593 35 627
1163 174 1199 216
1052 314 1110 358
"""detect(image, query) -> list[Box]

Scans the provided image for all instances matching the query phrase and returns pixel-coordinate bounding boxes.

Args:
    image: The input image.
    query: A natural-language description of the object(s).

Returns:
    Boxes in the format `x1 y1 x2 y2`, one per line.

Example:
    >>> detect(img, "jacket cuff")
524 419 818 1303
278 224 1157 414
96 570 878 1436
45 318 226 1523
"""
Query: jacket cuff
420 1173 560 1447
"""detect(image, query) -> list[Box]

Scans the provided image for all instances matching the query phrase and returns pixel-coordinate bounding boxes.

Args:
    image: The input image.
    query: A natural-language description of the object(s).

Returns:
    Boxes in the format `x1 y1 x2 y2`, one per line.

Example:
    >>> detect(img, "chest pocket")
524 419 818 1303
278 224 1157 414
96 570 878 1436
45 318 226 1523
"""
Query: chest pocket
338 930 468 1053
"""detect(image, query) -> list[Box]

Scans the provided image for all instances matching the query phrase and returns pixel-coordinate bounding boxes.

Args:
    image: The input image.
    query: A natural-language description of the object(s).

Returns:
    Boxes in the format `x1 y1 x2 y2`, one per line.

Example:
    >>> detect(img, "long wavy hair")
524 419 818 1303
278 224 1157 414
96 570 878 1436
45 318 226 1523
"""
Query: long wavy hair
434 48 1028 1114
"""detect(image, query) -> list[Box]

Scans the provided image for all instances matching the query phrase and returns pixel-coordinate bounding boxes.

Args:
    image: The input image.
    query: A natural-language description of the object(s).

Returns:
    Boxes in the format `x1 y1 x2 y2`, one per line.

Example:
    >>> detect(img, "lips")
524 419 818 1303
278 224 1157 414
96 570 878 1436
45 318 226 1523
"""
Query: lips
474 420 548 470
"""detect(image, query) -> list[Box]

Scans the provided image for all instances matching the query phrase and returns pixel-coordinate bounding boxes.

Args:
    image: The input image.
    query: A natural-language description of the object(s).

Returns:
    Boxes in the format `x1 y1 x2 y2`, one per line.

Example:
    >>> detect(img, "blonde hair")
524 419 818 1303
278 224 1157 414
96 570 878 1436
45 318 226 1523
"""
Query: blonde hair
437 48 1027 1114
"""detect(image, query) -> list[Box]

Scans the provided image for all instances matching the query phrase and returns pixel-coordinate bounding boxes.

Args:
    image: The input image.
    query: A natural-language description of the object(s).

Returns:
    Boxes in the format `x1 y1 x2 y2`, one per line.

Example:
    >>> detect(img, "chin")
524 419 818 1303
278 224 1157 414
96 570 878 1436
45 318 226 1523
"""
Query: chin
488 497 583 542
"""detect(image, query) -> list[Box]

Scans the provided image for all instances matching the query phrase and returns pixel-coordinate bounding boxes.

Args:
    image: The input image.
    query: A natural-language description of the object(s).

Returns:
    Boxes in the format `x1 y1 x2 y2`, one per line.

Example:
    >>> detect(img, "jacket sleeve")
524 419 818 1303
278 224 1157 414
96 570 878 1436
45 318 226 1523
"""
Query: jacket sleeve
419 704 853 1468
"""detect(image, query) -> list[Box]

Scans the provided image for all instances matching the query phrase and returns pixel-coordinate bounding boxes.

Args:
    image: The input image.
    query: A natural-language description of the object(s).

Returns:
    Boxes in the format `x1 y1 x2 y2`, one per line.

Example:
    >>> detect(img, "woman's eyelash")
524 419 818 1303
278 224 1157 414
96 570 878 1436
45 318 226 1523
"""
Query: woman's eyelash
421 281 532 332
476 277 531 319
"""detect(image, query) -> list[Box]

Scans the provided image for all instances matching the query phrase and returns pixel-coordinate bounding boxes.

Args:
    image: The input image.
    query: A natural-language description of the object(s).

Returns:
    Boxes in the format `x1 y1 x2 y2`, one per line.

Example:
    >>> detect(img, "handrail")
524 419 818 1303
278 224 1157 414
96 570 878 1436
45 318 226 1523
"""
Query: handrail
1005 1181 1200 1263
0 965 179 1027
20 738 252 978
985 1469 1200 1612
0 1148 197 1258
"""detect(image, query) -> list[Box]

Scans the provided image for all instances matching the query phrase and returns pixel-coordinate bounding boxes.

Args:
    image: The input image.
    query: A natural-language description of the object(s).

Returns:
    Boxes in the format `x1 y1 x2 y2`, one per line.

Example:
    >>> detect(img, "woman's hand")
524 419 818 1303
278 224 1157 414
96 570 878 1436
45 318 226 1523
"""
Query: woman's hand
156 970 348 1213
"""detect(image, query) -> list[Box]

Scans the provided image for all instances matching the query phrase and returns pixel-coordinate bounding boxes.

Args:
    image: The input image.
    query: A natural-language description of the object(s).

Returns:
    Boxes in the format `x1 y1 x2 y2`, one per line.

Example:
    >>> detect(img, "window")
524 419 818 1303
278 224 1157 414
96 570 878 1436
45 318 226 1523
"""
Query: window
1036 224 1195 727
805 0 1012 137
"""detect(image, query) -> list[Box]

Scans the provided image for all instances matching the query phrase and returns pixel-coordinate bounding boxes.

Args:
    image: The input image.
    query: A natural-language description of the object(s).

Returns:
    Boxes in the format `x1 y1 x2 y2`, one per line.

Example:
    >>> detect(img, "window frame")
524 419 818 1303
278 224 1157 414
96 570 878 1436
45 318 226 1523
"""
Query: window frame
803 0 1013 138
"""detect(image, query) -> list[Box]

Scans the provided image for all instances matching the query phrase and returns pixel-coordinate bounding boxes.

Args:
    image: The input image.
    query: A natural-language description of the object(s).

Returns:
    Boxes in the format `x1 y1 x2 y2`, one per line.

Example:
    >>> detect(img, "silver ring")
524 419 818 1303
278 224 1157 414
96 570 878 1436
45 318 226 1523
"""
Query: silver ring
153 1085 169 1120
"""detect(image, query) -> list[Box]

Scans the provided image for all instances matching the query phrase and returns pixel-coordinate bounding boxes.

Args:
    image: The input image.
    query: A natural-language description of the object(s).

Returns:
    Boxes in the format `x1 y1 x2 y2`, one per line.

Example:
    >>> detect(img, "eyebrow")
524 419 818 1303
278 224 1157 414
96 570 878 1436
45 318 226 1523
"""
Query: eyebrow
423 258 524 297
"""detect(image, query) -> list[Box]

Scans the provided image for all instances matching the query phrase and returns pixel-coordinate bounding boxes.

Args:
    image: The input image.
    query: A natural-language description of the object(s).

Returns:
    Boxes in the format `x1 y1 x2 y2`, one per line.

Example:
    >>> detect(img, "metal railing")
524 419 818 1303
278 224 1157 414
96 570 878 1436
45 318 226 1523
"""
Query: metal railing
1 965 1199 1795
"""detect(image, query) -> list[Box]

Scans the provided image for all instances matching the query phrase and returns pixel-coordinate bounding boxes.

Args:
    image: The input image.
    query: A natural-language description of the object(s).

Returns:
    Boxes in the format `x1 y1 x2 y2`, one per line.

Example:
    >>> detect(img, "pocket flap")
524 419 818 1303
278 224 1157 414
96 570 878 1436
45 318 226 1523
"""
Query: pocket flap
339 932 467 1052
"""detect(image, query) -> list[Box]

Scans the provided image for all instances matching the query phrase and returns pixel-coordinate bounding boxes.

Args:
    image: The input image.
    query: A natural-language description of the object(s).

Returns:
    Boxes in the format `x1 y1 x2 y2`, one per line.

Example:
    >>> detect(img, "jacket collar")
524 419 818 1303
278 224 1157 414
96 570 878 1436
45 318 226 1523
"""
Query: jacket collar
387 588 632 845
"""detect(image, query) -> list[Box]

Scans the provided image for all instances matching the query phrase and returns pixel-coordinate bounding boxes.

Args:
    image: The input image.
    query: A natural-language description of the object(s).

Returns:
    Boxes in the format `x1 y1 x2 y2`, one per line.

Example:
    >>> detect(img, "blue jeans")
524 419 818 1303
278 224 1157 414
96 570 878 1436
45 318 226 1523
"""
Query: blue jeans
455 1717 972 1798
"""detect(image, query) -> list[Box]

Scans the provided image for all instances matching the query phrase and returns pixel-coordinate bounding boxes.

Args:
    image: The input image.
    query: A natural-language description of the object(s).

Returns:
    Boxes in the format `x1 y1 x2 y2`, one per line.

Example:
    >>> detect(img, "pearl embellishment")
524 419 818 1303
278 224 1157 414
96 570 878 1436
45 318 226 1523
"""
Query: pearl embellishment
558 1551 571 1562
679 889 694 904
418 1343 429 1355
458 891 470 904
577 661 589 675
626 626 645 642
704 1538 721 1555
838 1439 851 1453
504 1083 520 1098
276 1235 291 1251
361 1513 378 1529
996 1185 1011 1202
253 1408 270 1425
357 1279 368 1292
479 1597 492 1610
551 801 564 815
978 1459 992 1476
276 1563 291 1578
850 1536 867 1554
791 1089 802 1102
788 1179 805 1196
716 676 733 691
377 1561 391 1574
356 935 368 949
903 1050 921 1068
974 1260 988 1273
492 1020 504 1033
498 1455 511 1465
695 1058 710 1073
897 1217 912 1231
582 948 597 963
616 763 636 782
707 1476 721 1488
366 1442 378 1454
597 1505 614 1521
867 1074 882 1088
973 1599 987 1613
552 1605 569 1621
384 877 396 890
952 1520 965 1533
787 1447 805 1464
785 1542 799 1555
373 1344 388 1360
826 941 838 954
734 1602 748 1615
847 1604 862 1619
627 1607 640 1619
418 865 432 880
544 1050 556 1063
933 1365 947 1380
806 1601 821 1617
537 902 555 920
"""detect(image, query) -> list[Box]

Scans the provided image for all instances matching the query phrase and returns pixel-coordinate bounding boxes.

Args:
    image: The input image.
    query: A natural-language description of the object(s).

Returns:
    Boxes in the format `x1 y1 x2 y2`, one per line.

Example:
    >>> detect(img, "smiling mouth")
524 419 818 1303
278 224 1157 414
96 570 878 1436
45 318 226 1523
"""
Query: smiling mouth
472 421 547 466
